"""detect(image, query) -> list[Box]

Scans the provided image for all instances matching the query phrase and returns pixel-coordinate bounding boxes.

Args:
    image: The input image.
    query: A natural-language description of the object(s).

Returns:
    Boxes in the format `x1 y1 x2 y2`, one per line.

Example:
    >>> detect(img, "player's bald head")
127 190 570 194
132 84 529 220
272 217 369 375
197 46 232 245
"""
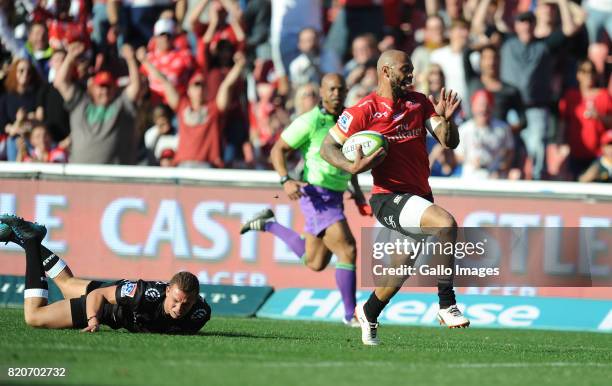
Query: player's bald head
377 50 411 75
377 50 414 100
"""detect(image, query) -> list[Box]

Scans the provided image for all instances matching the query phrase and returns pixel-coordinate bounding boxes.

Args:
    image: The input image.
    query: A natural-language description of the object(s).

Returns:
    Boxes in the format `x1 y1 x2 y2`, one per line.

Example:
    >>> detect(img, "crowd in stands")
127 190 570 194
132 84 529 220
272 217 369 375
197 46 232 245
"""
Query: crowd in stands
0 0 610 182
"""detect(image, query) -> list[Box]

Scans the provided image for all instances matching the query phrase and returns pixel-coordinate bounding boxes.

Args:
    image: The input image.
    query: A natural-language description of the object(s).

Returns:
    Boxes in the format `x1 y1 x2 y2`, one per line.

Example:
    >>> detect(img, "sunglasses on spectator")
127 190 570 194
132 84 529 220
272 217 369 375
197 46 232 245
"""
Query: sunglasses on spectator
578 68 594 74
191 81 204 87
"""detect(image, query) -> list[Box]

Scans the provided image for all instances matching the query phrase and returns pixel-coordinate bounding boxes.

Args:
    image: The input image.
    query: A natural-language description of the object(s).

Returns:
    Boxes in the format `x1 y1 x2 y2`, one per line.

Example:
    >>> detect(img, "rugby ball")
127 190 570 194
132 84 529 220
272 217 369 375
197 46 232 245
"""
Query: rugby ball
342 131 388 162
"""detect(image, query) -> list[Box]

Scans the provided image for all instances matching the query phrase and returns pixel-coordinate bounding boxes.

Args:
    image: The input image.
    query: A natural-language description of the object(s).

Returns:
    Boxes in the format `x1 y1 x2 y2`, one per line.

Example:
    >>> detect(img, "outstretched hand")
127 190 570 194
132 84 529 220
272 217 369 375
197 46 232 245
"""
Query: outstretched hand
121 43 135 61
428 88 461 121
66 42 85 59
135 46 148 63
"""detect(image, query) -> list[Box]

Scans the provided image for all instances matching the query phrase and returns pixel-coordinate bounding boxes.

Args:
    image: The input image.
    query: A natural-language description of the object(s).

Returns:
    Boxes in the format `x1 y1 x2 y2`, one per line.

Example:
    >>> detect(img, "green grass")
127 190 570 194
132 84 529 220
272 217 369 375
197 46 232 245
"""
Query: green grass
0 308 611 386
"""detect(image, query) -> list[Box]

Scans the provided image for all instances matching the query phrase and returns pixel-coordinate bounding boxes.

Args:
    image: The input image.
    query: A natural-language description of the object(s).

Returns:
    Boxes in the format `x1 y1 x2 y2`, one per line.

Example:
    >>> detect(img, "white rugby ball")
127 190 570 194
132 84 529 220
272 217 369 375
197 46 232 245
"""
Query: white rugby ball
342 130 388 162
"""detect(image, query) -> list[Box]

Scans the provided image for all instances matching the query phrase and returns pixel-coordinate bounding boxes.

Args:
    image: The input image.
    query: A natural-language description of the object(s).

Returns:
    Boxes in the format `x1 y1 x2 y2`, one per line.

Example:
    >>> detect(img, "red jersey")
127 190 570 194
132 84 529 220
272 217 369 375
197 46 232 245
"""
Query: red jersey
333 91 437 196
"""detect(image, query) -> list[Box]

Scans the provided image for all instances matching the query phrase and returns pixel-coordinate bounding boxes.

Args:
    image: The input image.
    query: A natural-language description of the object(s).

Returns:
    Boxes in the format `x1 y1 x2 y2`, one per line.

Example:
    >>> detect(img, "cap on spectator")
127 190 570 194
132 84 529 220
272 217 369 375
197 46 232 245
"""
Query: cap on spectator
515 11 536 23
601 130 612 145
160 148 175 160
92 71 116 87
154 18 175 36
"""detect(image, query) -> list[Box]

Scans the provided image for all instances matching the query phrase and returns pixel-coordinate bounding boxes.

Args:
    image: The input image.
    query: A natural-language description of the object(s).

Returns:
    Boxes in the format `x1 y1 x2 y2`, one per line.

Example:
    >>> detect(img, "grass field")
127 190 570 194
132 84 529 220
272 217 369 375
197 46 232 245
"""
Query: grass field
0 308 611 386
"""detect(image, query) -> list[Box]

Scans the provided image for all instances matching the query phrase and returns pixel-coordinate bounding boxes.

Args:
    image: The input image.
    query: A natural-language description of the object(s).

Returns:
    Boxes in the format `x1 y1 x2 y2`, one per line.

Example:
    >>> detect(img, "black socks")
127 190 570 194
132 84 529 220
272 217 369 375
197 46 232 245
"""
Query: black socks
363 292 388 323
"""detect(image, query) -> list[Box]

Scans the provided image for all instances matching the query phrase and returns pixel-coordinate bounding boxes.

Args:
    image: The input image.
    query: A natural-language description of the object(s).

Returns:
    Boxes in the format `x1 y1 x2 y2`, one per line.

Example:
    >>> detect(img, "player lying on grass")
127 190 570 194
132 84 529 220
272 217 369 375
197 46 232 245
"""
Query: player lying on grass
320 50 470 346
0 215 211 334
240 74 369 327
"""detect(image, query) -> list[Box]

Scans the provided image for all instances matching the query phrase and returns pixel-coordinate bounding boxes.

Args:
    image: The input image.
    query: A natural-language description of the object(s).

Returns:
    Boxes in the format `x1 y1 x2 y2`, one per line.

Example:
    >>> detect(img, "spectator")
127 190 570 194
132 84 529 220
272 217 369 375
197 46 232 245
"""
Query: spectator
344 34 379 89
189 0 245 71
36 49 71 146
500 9 578 179
91 0 111 49
33 0 91 51
325 0 385 61
1 58 41 161
141 17 194 104
249 82 291 166
345 60 377 105
54 42 141 164
140 48 246 168
242 0 271 64
579 130 612 183
18 121 67 163
270 0 322 95
144 104 177 161
464 44 526 130
24 21 53 79
427 0 468 27
469 0 510 39
425 63 445 99
288 27 322 87
292 82 319 118
107 0 186 49
582 0 612 43
429 142 458 177
411 15 446 94
559 59 612 179
430 19 470 105
455 89 514 179
158 147 175 167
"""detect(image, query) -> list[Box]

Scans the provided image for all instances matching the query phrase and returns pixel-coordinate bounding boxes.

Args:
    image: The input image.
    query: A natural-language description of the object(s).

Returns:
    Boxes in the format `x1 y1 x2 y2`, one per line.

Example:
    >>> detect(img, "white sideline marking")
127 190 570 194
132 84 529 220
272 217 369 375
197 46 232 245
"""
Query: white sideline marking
253 361 612 369
446 362 612 369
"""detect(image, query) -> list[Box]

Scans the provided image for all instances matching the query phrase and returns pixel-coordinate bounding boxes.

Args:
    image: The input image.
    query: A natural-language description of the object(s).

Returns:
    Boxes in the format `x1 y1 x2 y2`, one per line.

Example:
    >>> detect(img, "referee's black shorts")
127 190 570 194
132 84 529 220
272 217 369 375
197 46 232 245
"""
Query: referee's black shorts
69 280 118 328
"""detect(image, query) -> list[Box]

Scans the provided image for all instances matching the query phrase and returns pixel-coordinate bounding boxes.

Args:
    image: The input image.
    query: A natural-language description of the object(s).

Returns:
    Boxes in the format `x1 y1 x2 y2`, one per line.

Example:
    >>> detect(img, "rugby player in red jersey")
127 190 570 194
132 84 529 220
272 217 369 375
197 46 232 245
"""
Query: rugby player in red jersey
320 50 469 345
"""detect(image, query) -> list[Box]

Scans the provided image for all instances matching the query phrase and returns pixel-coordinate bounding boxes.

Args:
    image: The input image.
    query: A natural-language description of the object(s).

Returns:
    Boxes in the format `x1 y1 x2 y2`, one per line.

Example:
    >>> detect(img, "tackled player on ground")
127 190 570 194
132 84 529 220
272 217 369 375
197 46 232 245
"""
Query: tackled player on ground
0 215 211 334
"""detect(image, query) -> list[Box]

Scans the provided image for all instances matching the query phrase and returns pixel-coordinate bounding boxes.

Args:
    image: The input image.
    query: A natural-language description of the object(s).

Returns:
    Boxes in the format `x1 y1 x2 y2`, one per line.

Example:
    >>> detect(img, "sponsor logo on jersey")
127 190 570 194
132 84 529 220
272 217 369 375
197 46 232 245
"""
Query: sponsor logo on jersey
145 288 161 302
337 111 353 133
384 215 397 229
387 125 424 142
372 111 389 119
121 282 137 298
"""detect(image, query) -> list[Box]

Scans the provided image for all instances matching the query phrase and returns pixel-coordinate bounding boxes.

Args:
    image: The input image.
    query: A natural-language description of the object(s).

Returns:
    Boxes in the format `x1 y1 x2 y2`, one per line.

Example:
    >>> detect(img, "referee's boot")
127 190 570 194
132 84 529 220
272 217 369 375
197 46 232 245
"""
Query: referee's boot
240 209 275 234
0 214 47 244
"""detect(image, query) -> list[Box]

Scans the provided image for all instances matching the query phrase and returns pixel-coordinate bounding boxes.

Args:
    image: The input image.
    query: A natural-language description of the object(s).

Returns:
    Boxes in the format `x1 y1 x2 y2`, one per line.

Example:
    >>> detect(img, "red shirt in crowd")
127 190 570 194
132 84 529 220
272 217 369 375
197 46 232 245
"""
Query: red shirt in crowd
559 88 612 160
142 48 195 104
173 99 224 167
32 3 91 50
192 21 245 71
333 91 437 196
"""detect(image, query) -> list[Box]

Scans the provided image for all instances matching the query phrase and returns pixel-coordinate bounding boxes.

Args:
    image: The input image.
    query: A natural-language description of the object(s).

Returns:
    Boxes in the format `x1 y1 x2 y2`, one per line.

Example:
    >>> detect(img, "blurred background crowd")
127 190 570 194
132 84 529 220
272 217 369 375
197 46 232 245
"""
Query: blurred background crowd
0 0 609 182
